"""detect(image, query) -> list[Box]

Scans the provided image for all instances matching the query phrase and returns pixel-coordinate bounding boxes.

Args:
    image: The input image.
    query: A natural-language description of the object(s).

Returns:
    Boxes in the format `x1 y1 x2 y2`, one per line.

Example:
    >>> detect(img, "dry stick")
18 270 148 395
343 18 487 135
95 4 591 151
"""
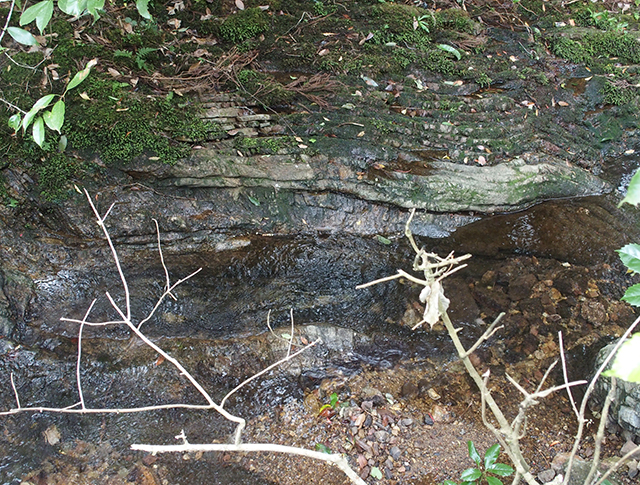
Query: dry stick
153 218 177 302
83 189 246 443
219 339 319 410
594 442 640 485
130 442 367 485
585 377 617 485
441 310 539 485
559 331 580 419
76 299 96 410
565 312 640 485
136 268 202 330
0 0 16 44
10 373 20 409
461 313 505 358
287 308 294 358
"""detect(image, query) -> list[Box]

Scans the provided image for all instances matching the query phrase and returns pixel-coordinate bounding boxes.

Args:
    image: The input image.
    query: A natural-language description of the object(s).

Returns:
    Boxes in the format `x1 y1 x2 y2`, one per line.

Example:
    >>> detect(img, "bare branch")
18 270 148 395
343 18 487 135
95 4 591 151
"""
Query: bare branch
586 377 616 485
153 218 176 302
593 440 640 485
137 268 202 330
130 442 367 485
220 339 319 410
566 312 640 484
10 373 20 409
285 310 293 357
462 313 505 358
559 331 580 419
83 189 131 321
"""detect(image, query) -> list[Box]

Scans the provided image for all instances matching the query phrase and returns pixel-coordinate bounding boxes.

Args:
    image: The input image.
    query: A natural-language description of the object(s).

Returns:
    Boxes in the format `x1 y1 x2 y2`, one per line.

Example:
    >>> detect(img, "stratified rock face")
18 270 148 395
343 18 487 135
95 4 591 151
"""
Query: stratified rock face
136 146 609 215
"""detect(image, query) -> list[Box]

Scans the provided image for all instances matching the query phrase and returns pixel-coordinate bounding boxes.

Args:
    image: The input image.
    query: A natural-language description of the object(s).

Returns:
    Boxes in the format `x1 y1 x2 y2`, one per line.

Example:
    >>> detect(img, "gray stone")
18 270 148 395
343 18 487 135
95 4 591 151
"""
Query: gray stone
620 440 640 460
538 468 555 483
389 446 401 460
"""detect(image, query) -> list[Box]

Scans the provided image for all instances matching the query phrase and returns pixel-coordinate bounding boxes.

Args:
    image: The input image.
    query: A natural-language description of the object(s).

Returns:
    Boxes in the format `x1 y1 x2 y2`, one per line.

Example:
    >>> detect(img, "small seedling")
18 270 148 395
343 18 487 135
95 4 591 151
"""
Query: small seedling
443 441 514 485
317 392 339 416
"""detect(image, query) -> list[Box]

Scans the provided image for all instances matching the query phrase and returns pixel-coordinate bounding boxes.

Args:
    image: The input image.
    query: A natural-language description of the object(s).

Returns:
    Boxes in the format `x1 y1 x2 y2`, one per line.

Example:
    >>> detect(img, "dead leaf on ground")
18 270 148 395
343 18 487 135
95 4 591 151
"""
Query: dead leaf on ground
44 425 61 445
235 0 245 10
557 101 569 107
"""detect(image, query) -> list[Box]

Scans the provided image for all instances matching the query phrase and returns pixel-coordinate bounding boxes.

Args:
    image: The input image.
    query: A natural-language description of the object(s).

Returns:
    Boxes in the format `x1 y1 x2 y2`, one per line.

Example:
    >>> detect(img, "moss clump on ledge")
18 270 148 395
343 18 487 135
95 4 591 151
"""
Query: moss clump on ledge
219 8 268 44
551 31 640 67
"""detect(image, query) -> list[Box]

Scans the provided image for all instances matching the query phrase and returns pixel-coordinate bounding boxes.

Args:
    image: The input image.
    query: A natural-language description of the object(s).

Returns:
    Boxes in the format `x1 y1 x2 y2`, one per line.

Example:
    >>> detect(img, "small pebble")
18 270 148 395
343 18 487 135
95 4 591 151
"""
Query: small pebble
538 468 555 483
423 414 434 426
390 446 401 460
621 439 640 459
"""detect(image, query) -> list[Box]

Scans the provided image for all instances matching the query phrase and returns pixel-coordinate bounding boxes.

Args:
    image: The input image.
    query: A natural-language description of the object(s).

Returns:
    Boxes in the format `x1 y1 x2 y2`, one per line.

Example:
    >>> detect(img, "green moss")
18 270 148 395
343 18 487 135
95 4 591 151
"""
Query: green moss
551 37 589 64
420 49 460 76
234 136 294 155
473 71 492 87
434 9 474 33
220 8 268 44
37 153 79 201
552 31 640 67
601 81 638 105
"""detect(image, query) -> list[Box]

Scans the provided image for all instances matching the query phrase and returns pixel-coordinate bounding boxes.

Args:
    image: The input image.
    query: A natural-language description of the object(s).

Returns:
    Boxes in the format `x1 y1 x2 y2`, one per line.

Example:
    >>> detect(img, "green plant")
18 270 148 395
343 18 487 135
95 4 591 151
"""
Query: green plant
414 14 431 33
443 441 514 485
7 59 97 148
605 171 640 381
113 47 158 72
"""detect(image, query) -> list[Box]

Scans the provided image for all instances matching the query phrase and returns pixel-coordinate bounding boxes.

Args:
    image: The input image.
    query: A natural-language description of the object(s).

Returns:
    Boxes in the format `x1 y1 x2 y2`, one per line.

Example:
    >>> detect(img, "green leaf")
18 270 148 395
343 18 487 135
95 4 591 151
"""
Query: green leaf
460 468 482 481
58 0 87 16
376 235 391 245
330 392 338 408
618 244 640 274
86 0 105 20
7 26 38 45
620 170 640 207
603 333 640 382
622 283 640 307
248 195 260 206
442 481 459 485
8 113 22 131
136 0 151 19
32 116 45 147
65 59 97 92
315 443 331 454
486 463 514 477
486 477 504 485
437 43 461 60
19 0 53 34
370 467 383 479
42 99 65 133
58 135 68 152
467 441 481 467
484 443 501 468
22 94 55 131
